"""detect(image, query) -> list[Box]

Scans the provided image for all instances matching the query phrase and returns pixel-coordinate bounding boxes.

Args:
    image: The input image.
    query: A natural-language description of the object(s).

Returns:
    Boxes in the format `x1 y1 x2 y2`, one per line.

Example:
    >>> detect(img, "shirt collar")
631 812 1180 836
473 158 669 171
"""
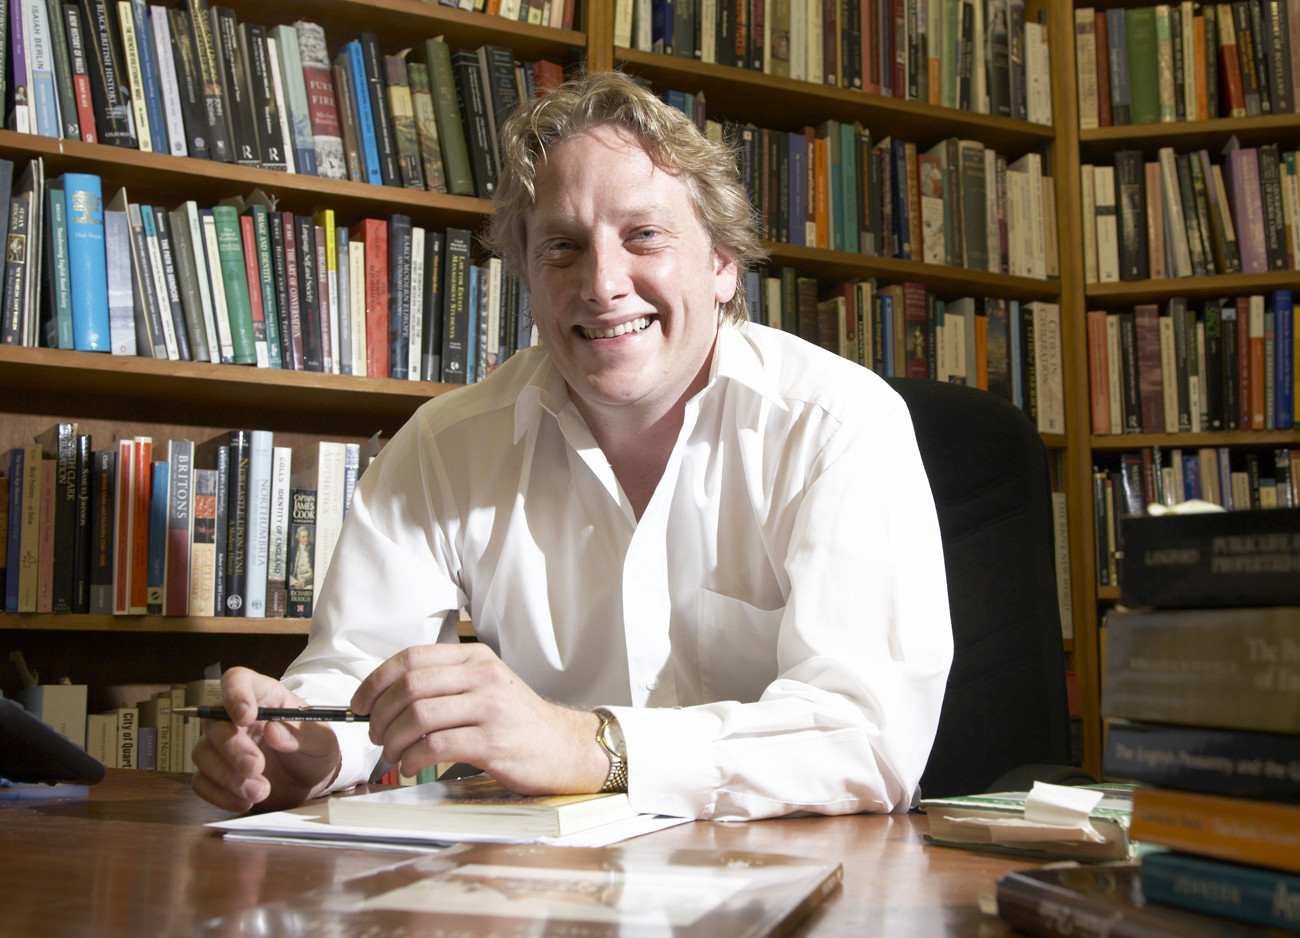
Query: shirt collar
511 322 789 442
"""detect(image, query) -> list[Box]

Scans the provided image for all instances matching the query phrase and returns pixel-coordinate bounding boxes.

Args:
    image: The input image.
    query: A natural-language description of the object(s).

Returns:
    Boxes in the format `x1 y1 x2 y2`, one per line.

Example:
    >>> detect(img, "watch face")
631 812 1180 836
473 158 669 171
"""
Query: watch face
600 716 627 759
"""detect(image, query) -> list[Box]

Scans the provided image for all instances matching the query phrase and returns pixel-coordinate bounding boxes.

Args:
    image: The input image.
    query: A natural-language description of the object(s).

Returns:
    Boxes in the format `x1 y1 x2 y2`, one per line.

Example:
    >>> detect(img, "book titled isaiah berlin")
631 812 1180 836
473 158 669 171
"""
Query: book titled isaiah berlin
194 841 843 938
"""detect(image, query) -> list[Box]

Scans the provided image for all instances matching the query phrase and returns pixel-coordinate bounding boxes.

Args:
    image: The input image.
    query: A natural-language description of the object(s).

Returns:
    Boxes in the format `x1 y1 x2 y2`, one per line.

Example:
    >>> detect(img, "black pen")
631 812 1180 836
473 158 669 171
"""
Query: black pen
172 706 369 723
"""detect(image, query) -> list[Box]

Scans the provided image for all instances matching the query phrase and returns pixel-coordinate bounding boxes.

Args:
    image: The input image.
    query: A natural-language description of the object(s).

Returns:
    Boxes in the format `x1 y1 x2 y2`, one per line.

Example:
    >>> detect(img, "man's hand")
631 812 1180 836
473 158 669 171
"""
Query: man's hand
190 667 343 813
352 643 610 796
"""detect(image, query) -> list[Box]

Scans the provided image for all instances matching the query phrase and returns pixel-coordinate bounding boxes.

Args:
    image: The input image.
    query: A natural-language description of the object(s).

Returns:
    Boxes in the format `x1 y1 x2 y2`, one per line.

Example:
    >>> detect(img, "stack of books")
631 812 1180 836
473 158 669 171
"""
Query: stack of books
993 506 1300 936
1102 507 1300 932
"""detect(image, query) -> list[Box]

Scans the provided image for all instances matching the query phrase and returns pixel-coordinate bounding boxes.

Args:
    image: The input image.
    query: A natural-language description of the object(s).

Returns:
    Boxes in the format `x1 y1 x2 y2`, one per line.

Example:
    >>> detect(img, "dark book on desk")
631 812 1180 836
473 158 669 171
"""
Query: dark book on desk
1117 507 1300 608
1103 720 1300 804
200 841 842 938
1131 787 1300 876
1103 606 1300 734
995 863 1276 938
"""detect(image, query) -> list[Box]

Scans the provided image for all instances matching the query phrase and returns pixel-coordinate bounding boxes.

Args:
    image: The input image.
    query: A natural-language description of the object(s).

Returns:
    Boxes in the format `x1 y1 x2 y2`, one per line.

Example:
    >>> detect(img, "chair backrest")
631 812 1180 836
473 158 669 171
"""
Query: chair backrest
885 377 1074 798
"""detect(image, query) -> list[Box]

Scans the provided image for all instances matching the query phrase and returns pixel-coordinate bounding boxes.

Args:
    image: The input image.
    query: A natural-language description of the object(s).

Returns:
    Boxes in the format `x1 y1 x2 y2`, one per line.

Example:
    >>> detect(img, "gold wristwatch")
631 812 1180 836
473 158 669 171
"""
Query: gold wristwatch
593 708 628 793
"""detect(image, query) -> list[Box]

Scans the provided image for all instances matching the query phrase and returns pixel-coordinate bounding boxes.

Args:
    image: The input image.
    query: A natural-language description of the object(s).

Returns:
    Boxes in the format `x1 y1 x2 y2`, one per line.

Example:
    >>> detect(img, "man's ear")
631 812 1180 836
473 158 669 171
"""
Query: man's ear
713 250 739 305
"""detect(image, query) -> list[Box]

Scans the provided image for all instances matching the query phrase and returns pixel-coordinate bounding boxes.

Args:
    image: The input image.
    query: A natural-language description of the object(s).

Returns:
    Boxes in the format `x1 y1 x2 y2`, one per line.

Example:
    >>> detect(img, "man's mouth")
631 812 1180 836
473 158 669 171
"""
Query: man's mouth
579 317 651 340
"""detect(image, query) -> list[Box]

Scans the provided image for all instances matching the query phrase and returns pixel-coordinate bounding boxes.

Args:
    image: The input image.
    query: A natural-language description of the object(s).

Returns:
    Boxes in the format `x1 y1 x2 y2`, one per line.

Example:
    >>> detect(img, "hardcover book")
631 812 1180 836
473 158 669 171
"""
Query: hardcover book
1130 787 1300 875
199 840 842 938
329 775 641 839
1117 506 1300 607
1141 850 1300 932
1103 603 1300 734
995 863 1275 938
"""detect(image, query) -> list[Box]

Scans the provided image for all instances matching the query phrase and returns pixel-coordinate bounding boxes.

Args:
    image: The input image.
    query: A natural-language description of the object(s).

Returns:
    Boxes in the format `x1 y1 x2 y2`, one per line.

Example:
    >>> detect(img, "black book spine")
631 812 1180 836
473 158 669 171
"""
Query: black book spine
223 431 249 616
294 213 322 372
87 448 116 615
45 0 81 139
1257 144 1288 270
268 210 293 370
212 5 259 166
1113 149 1149 281
387 213 412 380
73 433 92 613
166 8 209 159
1203 299 1226 432
450 49 497 199
76 0 135 147
183 0 231 161
440 227 471 384
421 229 443 382
240 22 285 171
359 32 400 187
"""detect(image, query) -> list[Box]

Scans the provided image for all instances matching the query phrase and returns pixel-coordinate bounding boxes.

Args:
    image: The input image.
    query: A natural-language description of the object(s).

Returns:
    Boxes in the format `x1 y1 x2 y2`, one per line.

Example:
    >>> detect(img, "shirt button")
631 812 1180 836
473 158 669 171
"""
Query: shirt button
645 678 659 691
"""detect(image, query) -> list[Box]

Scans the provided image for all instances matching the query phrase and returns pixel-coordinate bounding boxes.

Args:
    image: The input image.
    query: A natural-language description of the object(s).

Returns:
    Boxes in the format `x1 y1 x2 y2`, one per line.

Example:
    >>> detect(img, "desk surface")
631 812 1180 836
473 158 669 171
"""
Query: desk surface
0 770 1036 938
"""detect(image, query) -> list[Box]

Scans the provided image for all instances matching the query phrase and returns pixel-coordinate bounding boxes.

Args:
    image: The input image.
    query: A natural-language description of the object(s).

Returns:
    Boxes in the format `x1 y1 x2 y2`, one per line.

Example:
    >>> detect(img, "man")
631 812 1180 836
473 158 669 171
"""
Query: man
192 71 953 820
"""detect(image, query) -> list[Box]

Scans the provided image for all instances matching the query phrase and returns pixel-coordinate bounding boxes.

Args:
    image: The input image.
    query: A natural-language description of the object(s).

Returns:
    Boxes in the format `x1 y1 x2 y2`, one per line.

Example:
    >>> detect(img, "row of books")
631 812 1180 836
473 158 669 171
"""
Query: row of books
1084 292 1297 438
1091 444 1298 584
689 108 1059 278
2 1 565 197
0 161 536 384
619 0 1055 124
1 422 375 619
748 272 1065 434
17 677 222 771
1074 1 1300 130
1082 142 1300 285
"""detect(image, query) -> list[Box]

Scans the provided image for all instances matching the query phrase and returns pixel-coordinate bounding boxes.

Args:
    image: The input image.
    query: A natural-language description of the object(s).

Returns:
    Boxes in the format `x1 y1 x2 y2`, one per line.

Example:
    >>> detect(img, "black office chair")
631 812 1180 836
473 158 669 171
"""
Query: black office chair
885 377 1094 799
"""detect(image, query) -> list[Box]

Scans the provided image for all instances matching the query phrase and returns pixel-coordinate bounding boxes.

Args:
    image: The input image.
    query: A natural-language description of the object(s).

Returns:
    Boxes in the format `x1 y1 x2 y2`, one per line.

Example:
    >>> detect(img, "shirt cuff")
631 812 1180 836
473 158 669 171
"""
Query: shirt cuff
605 705 721 819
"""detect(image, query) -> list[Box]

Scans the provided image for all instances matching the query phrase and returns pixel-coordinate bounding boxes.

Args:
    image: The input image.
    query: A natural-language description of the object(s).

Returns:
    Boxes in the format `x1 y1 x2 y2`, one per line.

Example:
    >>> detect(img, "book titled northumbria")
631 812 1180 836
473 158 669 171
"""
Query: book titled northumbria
1103 605 1300 734
328 774 641 840
1117 507 1300 608
200 840 843 938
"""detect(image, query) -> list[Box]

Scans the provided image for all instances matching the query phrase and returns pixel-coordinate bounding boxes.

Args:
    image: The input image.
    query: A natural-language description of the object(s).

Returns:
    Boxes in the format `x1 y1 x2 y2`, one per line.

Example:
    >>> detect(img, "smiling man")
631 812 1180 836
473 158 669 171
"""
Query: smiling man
191 71 953 821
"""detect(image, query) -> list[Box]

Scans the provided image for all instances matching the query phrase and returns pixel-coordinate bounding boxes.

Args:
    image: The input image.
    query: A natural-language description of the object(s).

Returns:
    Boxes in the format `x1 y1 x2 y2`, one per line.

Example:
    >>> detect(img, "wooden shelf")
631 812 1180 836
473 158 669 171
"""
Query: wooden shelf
1084 271 1300 304
0 614 311 635
614 48 1057 154
1078 113 1300 161
1092 429 1300 451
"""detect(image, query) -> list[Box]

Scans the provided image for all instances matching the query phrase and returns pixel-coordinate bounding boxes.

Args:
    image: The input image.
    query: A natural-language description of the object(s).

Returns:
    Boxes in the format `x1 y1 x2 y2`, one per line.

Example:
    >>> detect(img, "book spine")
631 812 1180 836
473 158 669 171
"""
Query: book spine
295 20 345 180
265 444 290 617
285 486 314 617
441 226 471 383
164 7 207 159
240 22 285 171
242 429 271 618
294 213 322 371
210 204 256 364
237 213 269 367
149 4 187 157
268 24 315 175
388 213 412 380
222 430 248 615
358 32 399 187
114 0 151 150
163 438 193 616
1142 850 1300 932
344 41 380 184
1131 787 1300 874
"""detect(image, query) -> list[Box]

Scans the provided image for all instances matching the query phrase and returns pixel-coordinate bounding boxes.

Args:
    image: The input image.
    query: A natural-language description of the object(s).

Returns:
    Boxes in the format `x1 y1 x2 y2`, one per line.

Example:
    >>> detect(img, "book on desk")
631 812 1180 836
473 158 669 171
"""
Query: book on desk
194 840 844 938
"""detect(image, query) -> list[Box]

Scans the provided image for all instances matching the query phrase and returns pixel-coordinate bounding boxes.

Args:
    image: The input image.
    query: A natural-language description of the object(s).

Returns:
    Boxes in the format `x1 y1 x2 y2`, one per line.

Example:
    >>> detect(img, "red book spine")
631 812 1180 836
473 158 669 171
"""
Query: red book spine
129 438 152 614
239 215 266 361
280 212 305 371
354 218 389 379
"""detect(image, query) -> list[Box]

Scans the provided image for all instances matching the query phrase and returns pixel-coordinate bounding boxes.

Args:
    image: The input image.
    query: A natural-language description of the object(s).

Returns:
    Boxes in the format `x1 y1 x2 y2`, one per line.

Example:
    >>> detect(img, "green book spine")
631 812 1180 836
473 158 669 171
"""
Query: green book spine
211 204 256 364
248 205 282 368
412 38 474 196
1125 7 1161 124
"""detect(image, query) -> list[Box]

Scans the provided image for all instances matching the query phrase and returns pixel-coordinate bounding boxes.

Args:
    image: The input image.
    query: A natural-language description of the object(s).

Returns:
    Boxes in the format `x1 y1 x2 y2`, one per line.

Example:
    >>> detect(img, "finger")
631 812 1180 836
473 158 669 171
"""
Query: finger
372 692 490 767
352 644 475 715
190 734 270 812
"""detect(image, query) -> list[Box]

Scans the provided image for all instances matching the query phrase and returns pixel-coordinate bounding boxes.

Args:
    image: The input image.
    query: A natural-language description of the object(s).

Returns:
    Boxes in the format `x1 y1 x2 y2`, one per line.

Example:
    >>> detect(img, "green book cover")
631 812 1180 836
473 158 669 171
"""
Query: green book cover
211 204 256 365
1125 7 1161 125
408 37 474 197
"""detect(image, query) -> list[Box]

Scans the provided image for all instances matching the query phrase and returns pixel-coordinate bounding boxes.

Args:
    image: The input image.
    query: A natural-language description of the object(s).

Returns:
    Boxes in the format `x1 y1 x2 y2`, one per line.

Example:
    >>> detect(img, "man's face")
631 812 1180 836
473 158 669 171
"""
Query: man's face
523 125 738 425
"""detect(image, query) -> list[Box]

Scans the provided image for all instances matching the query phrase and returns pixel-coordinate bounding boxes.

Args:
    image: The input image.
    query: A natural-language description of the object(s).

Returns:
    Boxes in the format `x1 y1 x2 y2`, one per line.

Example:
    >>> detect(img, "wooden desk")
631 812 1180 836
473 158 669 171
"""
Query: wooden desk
0 769 1037 937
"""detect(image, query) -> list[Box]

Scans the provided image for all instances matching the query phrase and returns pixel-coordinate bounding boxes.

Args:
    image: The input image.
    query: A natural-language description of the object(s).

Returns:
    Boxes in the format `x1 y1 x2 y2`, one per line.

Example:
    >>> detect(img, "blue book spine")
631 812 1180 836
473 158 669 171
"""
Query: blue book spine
880 293 894 376
1009 299 1023 408
64 174 110 352
346 41 382 186
840 123 858 254
4 447 24 611
465 262 479 384
891 138 911 260
146 459 168 614
1142 851 1300 932
131 0 169 154
1274 289 1294 430
651 0 673 53
1106 8 1131 123
788 132 806 247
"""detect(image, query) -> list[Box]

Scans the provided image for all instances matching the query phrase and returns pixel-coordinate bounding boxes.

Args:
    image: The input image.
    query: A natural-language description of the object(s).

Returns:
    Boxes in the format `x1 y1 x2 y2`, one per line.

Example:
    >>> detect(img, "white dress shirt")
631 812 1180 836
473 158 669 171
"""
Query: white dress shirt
283 321 953 820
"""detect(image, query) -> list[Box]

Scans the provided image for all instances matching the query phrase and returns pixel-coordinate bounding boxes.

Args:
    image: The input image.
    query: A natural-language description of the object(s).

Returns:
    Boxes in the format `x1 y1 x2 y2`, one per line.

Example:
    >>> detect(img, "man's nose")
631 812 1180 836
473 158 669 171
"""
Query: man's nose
580 240 631 306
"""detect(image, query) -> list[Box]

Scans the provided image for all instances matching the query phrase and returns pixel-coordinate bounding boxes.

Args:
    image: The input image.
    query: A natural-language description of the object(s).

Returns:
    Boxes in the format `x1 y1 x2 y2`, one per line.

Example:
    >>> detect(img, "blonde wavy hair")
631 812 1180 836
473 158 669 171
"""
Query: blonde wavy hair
485 70 765 324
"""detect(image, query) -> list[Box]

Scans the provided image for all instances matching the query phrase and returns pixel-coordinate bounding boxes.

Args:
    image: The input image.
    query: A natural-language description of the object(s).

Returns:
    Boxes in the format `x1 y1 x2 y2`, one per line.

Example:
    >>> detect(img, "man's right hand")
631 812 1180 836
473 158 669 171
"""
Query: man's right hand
190 666 342 813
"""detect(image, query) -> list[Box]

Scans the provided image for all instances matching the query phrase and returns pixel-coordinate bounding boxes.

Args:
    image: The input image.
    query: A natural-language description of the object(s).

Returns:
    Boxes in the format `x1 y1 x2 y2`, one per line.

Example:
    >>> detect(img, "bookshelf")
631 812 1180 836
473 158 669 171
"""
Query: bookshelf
1061 1 1300 775
1 0 1112 774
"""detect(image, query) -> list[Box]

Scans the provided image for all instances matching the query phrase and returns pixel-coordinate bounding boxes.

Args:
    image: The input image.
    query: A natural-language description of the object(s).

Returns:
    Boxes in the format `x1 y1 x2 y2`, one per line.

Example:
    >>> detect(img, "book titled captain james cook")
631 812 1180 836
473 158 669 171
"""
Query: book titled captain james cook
194 841 844 938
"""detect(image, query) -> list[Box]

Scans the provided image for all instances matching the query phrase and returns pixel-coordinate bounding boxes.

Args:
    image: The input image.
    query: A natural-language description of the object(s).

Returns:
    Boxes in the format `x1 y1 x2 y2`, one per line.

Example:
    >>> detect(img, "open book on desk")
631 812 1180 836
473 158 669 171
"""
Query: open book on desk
208 775 691 851
196 841 844 938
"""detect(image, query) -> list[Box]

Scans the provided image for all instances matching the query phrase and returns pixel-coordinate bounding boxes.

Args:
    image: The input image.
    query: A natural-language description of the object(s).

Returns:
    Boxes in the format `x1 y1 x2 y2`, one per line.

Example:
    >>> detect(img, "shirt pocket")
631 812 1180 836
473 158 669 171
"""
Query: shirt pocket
694 589 783 703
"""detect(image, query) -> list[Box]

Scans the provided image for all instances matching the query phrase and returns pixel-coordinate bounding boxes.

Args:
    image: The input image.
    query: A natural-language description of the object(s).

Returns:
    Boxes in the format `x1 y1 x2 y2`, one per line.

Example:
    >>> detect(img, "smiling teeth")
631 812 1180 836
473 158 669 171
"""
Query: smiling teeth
581 317 650 339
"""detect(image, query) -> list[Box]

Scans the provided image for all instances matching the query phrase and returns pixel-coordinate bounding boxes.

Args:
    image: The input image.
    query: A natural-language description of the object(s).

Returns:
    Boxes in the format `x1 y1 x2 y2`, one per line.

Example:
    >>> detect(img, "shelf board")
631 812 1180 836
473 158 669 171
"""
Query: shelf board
0 614 311 635
765 243 1062 301
0 345 451 423
615 49 1057 154
1079 114 1300 160
0 131 493 229
1091 429 1300 450
1084 271 1300 304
